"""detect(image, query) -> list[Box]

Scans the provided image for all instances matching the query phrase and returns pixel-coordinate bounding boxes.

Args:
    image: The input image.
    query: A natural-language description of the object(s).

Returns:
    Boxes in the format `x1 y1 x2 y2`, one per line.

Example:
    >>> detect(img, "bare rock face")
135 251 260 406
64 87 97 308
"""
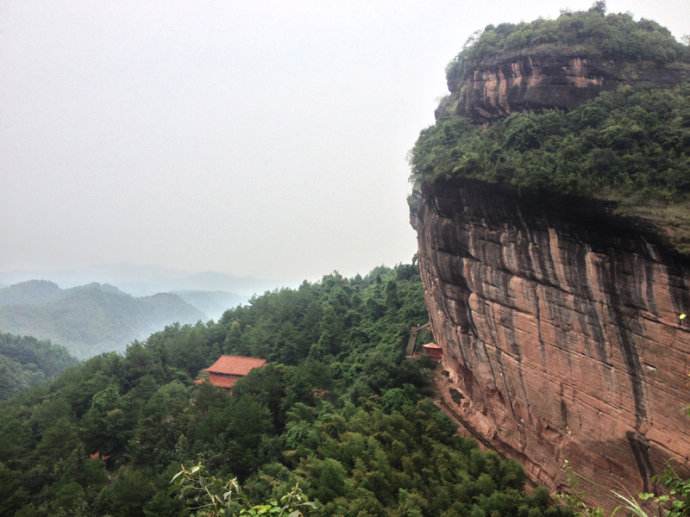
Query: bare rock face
437 52 688 121
411 178 690 508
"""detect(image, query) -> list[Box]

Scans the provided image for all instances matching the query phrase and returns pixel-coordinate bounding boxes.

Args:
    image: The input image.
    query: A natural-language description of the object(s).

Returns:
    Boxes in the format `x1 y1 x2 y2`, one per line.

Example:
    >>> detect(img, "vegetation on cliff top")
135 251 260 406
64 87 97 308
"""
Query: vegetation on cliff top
411 84 690 200
411 4 690 252
446 2 690 85
0 265 573 516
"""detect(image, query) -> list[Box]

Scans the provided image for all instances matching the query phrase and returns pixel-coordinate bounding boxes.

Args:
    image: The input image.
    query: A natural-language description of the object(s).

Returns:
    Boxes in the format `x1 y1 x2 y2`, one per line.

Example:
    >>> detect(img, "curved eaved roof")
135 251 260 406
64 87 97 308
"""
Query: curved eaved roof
206 355 267 376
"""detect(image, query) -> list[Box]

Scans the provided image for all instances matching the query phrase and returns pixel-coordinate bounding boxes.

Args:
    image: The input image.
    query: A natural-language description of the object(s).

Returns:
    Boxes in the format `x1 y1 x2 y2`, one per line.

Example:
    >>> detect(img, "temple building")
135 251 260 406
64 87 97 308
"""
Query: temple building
195 355 267 389
422 343 443 361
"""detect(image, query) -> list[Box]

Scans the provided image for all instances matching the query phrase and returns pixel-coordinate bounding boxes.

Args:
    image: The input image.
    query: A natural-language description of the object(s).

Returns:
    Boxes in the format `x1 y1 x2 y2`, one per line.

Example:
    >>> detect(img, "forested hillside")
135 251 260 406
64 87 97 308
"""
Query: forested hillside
0 265 572 516
0 333 78 400
0 281 205 358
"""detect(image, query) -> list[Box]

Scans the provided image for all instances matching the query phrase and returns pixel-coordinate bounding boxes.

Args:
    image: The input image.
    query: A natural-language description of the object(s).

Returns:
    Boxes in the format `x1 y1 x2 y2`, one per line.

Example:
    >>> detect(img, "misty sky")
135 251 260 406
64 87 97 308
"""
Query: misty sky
2 0 689 283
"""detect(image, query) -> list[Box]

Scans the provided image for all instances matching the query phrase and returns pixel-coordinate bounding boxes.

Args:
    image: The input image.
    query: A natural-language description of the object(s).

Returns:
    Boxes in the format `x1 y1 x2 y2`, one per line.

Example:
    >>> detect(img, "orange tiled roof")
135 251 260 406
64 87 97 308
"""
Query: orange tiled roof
206 355 267 376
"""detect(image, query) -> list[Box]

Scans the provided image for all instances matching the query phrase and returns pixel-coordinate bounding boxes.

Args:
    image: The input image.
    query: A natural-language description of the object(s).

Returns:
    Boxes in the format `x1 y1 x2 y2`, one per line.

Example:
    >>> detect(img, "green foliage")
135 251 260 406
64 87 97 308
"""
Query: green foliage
0 265 572 515
412 84 690 200
447 3 689 85
0 332 78 400
411 83 690 228
95 467 157 517
171 463 317 516
609 469 690 517
412 6 690 253
171 463 243 515
654 468 690 517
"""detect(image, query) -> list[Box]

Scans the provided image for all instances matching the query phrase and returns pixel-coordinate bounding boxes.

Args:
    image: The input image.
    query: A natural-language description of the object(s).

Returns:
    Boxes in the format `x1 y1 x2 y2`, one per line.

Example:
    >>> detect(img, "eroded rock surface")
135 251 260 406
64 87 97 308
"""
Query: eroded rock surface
437 52 688 121
411 178 690 508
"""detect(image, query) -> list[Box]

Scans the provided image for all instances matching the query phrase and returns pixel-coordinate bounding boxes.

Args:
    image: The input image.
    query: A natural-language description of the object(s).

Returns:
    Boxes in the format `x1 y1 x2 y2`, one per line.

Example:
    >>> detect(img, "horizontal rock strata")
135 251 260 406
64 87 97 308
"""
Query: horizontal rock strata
438 53 689 121
412 178 690 508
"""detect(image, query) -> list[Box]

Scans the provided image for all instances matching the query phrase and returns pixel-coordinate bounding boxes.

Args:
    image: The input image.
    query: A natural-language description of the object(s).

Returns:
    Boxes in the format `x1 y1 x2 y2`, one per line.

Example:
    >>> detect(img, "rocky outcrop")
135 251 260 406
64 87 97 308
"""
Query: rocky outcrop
411 178 690 508
437 51 689 121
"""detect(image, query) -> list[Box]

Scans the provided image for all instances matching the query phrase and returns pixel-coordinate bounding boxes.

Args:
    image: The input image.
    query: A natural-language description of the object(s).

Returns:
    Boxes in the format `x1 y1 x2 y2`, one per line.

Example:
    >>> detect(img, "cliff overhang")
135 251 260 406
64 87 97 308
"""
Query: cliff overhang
412 177 690 507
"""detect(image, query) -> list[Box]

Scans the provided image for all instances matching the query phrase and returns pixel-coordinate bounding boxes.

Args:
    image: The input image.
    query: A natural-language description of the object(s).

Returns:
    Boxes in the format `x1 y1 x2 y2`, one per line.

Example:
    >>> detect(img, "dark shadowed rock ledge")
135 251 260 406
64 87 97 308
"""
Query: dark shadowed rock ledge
411 177 690 508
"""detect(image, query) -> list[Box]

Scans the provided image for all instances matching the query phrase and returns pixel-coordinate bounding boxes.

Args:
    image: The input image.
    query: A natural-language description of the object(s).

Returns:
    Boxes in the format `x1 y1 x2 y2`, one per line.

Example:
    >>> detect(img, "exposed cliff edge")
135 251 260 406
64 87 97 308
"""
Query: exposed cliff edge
411 179 690 506
409 6 690 509
437 52 688 122
436 4 690 122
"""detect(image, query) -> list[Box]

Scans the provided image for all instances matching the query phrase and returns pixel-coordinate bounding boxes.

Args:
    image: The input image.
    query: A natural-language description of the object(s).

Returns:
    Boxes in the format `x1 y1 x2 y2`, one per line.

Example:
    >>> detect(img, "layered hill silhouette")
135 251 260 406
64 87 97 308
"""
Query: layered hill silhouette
0 280 209 358
172 290 243 320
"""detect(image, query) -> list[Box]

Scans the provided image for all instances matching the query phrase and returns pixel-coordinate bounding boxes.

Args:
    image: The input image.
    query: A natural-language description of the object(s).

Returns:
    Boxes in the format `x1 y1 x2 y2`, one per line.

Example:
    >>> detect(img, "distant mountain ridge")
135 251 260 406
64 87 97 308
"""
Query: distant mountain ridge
0 264 278 297
0 279 64 306
0 281 207 358
173 290 243 320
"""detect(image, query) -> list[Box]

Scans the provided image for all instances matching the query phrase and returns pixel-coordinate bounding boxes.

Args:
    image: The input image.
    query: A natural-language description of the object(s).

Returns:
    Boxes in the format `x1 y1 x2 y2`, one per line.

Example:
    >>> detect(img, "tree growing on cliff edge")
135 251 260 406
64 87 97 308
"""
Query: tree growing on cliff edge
591 1 607 15
447 2 689 72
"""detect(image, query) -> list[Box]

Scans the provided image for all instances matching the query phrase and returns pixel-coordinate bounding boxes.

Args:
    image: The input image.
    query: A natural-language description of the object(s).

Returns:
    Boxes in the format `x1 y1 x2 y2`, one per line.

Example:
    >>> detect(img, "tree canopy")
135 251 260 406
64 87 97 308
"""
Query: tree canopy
0 265 573 516
0 333 78 400
446 3 690 86
411 84 690 202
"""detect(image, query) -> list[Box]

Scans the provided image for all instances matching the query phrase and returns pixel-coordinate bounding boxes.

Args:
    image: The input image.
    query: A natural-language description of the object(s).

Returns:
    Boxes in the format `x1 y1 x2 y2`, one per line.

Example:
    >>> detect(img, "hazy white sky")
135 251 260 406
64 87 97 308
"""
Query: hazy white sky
2 0 688 283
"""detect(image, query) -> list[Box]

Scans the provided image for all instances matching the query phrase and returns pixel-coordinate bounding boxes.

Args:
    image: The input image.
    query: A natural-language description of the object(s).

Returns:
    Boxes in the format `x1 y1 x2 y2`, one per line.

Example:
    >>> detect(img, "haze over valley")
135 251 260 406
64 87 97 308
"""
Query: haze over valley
0 1 688 515
0 279 243 358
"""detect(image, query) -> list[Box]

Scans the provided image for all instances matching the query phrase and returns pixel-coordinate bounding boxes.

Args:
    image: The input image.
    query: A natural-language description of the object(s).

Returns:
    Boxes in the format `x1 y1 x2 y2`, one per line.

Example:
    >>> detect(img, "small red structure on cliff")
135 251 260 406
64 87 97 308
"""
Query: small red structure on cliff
195 355 267 390
89 450 111 462
422 343 443 361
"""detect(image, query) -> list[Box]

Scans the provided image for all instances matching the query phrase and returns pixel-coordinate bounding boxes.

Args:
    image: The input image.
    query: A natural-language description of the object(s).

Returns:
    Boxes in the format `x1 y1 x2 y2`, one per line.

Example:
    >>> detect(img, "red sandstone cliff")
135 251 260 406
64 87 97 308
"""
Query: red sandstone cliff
411 179 690 507
437 52 689 121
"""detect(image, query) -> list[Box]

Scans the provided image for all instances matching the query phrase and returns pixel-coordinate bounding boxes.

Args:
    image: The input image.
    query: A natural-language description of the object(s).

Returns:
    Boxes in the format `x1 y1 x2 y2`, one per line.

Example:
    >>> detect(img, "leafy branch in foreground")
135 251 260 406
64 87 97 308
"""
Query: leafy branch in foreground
172 463 317 517
557 459 690 516
610 469 690 517
171 463 242 515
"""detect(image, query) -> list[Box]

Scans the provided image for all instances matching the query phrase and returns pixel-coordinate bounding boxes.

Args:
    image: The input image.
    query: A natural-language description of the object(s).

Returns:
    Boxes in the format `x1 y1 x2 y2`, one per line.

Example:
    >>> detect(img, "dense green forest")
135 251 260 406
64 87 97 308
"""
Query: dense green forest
446 3 690 84
0 333 78 400
411 84 690 201
0 265 573 516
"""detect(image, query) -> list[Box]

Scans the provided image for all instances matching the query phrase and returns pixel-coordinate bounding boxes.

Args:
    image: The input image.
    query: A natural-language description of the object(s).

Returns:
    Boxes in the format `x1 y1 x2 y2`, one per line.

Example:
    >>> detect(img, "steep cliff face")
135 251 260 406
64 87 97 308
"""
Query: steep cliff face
411 178 690 506
437 52 688 121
